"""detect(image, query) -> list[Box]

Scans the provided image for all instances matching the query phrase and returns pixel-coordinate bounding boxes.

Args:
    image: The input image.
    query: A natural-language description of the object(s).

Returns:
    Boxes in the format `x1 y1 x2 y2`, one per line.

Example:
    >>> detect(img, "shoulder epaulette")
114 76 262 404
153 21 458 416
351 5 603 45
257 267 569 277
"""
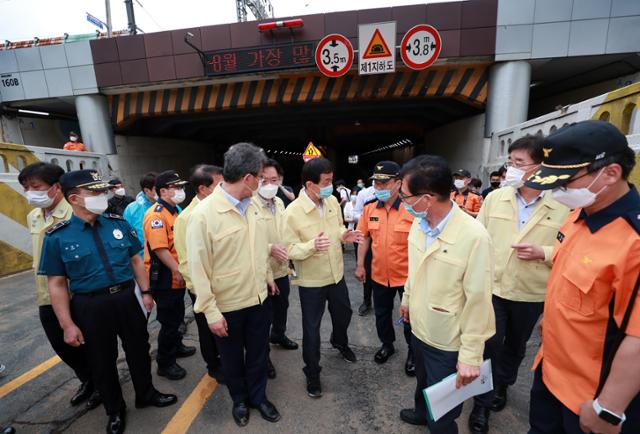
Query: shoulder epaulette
104 213 125 220
365 198 378 206
154 204 164 212
46 220 70 234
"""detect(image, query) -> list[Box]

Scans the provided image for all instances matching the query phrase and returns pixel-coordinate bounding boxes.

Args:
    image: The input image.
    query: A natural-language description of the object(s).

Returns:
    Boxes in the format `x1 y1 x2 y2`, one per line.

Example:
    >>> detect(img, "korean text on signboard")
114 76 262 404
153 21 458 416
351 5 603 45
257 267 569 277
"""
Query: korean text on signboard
204 42 316 76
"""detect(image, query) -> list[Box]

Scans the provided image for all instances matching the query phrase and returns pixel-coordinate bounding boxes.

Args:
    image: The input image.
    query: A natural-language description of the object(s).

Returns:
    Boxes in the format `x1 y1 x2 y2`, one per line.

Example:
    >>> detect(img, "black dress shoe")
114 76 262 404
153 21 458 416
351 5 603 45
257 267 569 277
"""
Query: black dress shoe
270 335 299 350
106 410 126 434
404 353 416 377
176 343 196 358
232 402 250 427
135 391 178 408
267 358 277 379
254 400 281 423
358 302 372 316
332 343 357 363
469 403 490 434
178 321 187 335
490 384 508 412
70 381 94 406
399 408 427 426
306 377 322 398
374 345 395 364
157 363 186 380
86 390 102 410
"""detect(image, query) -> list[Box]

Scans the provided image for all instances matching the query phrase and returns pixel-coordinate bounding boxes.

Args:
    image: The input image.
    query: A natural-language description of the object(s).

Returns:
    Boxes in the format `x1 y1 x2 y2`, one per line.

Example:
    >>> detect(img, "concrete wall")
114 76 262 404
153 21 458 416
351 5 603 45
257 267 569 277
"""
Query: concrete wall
421 113 488 179
0 114 80 148
0 41 98 103
113 135 220 195
496 0 640 60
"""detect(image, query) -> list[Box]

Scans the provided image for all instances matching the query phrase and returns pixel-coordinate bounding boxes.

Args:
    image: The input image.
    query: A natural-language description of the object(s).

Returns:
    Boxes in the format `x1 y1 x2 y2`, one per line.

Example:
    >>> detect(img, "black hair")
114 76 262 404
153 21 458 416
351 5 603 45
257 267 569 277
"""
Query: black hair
489 171 501 179
63 187 81 201
18 162 65 187
508 135 545 163
497 166 507 177
587 147 636 179
335 179 346 186
139 172 156 191
399 155 452 201
263 158 284 177
470 178 482 188
189 164 223 190
301 157 333 185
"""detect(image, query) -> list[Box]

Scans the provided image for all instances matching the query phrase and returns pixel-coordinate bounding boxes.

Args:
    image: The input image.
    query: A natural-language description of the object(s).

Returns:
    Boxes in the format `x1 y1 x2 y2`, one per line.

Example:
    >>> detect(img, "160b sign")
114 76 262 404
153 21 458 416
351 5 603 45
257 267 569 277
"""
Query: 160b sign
1 77 20 87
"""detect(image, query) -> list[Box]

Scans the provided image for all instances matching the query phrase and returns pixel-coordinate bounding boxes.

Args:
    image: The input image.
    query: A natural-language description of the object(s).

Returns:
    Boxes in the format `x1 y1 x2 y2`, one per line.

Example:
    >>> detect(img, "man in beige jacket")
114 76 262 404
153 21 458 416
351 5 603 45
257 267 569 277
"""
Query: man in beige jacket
187 143 279 427
283 157 363 398
469 136 569 434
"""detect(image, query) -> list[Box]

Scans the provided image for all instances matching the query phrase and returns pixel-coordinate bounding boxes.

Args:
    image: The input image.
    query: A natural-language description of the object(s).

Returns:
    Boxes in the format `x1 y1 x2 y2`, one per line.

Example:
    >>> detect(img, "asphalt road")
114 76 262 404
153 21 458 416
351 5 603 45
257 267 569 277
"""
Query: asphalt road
0 245 537 433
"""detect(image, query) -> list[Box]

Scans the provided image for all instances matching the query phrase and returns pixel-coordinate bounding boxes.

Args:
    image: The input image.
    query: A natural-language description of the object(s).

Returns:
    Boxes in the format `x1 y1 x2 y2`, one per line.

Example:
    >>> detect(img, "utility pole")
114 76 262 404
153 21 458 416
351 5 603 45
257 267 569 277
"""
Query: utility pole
124 0 137 35
105 0 113 37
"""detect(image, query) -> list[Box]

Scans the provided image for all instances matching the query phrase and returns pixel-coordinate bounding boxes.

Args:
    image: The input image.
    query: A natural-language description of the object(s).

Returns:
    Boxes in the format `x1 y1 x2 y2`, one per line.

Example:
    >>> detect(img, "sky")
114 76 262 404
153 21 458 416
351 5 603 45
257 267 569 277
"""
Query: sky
0 0 454 42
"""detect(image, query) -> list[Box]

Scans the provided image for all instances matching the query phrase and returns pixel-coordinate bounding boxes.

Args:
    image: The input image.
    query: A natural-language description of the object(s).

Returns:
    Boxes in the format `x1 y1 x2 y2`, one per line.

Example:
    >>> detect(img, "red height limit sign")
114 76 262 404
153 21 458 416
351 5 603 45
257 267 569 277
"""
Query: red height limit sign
315 33 354 78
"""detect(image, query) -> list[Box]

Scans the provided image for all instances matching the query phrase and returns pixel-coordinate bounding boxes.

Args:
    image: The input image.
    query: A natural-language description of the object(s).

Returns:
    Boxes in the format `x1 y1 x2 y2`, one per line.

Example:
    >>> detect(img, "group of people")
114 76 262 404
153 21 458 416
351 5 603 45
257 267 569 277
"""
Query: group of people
17 119 640 434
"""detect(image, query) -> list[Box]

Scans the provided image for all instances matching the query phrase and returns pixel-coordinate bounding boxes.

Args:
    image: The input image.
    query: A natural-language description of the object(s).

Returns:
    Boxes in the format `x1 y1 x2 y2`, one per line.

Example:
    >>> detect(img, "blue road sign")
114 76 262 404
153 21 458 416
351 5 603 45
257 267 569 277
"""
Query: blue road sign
86 13 104 30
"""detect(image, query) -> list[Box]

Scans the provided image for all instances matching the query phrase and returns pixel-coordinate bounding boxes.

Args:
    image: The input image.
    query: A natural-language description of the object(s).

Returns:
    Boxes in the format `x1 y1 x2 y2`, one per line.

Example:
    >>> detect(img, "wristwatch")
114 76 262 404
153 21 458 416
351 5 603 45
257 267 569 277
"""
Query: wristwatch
593 399 626 425
140 289 153 295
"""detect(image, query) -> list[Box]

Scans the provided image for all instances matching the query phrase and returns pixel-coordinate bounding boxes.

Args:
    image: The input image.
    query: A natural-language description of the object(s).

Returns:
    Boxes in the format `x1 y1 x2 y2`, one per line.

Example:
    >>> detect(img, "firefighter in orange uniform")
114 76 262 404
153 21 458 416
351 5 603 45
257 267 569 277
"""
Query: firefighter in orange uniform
63 131 87 152
525 120 640 434
451 169 482 217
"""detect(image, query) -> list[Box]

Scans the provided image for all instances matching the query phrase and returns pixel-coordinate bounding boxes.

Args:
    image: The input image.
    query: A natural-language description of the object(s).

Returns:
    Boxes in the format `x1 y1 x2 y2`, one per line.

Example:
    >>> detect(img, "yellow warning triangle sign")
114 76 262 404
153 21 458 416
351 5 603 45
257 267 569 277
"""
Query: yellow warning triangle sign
303 142 322 162
363 28 392 59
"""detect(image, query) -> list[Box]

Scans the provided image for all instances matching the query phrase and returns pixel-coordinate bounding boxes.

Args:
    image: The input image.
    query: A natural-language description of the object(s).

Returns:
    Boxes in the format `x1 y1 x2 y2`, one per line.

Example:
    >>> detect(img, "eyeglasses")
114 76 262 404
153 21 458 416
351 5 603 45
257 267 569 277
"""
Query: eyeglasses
398 190 431 201
504 161 538 170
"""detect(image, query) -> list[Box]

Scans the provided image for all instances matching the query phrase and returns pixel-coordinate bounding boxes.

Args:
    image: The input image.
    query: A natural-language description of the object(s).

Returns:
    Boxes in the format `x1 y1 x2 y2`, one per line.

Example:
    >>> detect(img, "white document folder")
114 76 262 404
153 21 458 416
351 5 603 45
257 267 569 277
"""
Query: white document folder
423 359 493 422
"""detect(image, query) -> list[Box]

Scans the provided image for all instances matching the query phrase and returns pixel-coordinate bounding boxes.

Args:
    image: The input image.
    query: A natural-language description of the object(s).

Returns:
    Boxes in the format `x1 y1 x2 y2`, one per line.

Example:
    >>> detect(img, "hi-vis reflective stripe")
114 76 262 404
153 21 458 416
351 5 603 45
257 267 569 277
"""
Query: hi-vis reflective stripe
109 63 489 129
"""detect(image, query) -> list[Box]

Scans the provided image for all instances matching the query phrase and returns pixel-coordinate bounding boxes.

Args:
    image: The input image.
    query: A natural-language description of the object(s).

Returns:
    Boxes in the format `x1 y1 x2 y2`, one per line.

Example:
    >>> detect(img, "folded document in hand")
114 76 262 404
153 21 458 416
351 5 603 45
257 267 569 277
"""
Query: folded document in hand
423 359 493 422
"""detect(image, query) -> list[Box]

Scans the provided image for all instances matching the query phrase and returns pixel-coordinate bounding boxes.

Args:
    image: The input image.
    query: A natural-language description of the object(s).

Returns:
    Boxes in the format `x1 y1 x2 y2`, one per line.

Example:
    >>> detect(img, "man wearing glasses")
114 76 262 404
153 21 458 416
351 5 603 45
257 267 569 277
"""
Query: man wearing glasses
397 155 495 433
468 136 569 434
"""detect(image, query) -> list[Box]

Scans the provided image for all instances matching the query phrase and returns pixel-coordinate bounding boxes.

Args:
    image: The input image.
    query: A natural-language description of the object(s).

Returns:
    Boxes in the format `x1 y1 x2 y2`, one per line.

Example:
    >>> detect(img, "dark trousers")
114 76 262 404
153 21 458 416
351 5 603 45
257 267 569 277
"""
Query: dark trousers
214 302 271 406
154 288 186 368
529 364 640 433
371 281 411 350
299 278 352 378
187 292 220 372
70 284 155 415
412 335 462 434
270 276 291 340
475 295 543 407
39 304 91 383
354 242 373 306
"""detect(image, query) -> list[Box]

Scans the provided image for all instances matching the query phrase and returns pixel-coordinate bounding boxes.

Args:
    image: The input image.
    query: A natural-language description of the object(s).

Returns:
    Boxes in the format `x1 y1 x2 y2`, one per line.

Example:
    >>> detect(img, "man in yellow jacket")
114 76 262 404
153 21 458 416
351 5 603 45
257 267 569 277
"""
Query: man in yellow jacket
174 164 223 381
468 136 569 433
252 159 299 380
283 157 363 398
398 155 495 433
187 143 280 427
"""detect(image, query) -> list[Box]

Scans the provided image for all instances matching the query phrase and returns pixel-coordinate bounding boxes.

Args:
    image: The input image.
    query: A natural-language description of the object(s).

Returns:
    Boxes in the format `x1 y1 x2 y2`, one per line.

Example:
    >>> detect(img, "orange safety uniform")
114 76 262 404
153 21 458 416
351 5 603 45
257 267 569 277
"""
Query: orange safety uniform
356 197 413 287
143 200 182 289
533 187 640 414
63 141 87 151
451 190 482 214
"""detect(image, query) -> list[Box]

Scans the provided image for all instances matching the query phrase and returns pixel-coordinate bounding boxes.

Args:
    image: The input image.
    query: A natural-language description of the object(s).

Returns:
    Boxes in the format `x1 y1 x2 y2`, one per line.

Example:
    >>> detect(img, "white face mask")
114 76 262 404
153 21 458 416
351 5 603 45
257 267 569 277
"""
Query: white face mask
453 179 466 190
551 169 607 209
258 183 278 199
172 189 186 204
114 187 126 197
26 187 54 208
70 136 78 142
84 194 109 215
503 166 527 188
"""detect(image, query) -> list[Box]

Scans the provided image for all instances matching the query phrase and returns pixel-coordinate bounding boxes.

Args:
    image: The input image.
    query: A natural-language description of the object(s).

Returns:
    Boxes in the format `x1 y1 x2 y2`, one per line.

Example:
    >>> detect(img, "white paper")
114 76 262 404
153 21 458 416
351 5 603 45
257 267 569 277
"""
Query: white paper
423 359 493 422
134 283 150 319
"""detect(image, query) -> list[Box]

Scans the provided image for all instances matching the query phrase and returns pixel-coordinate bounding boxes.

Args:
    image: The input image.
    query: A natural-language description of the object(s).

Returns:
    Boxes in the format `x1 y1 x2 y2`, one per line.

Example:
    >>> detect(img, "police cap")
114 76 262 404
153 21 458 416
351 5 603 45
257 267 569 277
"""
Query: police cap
155 170 188 189
525 120 629 190
370 161 400 181
60 170 111 195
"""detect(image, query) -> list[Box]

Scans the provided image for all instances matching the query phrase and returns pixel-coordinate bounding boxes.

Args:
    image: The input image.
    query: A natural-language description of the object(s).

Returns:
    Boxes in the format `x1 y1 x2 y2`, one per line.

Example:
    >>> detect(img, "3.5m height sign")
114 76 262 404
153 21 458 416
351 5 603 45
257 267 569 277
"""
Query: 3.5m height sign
358 22 396 75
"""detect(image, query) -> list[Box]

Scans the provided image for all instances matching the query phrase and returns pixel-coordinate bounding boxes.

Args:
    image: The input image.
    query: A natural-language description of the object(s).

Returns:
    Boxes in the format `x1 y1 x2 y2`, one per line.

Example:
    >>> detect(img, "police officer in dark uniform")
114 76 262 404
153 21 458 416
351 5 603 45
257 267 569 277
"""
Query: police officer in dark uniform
39 170 177 434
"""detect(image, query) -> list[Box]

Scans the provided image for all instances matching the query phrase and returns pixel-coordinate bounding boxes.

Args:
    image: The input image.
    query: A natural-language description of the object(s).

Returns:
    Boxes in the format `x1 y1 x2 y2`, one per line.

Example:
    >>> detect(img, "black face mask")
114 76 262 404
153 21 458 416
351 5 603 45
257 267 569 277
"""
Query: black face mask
490 182 501 189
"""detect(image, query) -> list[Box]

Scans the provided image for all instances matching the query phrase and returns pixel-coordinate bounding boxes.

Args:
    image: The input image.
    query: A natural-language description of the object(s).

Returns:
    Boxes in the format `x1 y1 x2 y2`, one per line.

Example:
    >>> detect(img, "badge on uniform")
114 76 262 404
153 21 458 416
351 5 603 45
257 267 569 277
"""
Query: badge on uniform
113 229 124 240
369 216 379 222
151 219 164 229
557 231 565 243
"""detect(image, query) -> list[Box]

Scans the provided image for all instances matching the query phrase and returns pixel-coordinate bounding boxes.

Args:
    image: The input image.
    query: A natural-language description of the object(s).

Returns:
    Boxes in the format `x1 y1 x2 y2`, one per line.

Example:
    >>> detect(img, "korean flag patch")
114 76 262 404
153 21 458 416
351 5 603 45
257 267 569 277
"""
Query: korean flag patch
151 219 164 229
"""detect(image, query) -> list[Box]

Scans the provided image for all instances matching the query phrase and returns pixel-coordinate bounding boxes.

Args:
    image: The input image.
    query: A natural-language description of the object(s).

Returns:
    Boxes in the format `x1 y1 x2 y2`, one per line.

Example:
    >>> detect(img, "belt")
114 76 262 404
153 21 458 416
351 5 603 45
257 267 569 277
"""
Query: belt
75 280 134 297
